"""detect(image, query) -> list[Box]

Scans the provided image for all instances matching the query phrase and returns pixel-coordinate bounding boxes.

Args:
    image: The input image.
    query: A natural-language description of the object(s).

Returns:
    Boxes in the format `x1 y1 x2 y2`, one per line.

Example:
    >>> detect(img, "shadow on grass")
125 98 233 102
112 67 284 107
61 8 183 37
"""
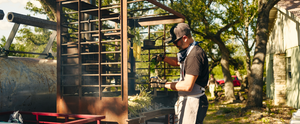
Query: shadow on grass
203 88 296 124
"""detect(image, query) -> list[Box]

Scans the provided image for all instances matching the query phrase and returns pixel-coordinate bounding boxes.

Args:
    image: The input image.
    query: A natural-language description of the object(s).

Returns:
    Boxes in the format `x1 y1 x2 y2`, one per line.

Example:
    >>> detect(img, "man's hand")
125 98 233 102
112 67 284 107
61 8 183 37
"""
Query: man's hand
151 54 165 62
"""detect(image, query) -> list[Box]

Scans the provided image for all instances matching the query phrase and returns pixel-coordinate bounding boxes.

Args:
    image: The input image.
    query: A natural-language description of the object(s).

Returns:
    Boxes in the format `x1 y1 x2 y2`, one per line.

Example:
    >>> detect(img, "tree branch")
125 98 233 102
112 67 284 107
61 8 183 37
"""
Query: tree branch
250 40 255 50
187 19 206 37
207 0 213 9
266 0 280 12
38 0 57 21
232 26 244 41
216 19 240 36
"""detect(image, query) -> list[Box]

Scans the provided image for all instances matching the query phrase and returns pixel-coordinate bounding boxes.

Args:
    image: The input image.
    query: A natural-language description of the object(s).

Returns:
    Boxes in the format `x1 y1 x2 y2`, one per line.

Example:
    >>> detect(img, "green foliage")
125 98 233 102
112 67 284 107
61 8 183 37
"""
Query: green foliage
170 0 250 79
263 81 266 95
0 1 57 58
212 65 223 79
13 26 57 58
26 1 56 21
0 36 27 57
212 64 237 80
211 41 249 79
25 1 46 16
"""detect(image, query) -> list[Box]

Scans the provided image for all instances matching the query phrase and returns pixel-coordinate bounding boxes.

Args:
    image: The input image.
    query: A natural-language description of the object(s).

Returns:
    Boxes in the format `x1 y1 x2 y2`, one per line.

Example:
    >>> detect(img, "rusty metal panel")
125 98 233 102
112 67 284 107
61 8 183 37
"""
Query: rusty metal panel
57 96 79 114
57 97 126 123
0 57 57 112
82 97 127 123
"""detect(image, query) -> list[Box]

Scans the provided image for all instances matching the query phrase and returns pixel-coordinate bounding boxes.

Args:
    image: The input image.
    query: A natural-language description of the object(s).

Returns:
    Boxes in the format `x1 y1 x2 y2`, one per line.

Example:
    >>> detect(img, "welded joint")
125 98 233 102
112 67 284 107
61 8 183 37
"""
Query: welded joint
0 48 7 56
45 53 54 59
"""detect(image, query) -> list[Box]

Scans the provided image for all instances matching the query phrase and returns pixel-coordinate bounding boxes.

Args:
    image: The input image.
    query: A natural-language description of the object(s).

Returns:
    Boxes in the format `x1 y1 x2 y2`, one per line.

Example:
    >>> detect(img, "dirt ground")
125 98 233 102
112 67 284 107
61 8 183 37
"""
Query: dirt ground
145 87 297 124
204 88 297 124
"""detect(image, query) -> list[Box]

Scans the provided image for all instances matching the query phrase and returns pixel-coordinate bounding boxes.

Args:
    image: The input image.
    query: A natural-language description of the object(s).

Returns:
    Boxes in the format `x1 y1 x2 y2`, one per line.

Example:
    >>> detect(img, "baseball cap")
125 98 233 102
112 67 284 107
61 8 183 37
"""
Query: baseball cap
165 23 191 44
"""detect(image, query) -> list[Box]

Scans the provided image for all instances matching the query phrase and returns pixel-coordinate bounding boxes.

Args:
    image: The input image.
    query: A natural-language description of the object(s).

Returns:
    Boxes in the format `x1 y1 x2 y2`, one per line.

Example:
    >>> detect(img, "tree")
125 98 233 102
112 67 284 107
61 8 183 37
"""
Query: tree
0 1 57 58
206 43 221 73
0 36 27 57
247 0 280 108
33 0 56 21
1 1 59 58
14 26 56 58
232 0 258 89
172 0 243 101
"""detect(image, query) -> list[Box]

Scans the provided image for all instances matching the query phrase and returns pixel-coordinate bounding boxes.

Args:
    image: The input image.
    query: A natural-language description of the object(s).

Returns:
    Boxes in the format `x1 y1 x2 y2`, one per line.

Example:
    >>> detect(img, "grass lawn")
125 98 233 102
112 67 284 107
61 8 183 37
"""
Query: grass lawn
203 87 297 124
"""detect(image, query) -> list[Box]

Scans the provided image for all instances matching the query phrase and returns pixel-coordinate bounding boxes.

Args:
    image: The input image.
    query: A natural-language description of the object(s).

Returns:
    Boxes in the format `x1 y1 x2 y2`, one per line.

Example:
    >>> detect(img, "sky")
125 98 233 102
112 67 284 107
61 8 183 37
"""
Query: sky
0 0 46 41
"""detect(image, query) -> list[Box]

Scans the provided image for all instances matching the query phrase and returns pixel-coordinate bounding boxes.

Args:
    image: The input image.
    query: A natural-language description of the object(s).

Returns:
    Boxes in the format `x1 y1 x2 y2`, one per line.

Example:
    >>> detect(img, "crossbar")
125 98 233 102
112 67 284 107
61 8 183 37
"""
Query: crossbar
0 111 105 124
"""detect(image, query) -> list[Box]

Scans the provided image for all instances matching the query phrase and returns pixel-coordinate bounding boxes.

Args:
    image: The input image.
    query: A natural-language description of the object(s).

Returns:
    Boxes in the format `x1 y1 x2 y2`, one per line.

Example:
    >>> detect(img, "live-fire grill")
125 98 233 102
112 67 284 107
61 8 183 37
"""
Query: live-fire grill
56 0 185 124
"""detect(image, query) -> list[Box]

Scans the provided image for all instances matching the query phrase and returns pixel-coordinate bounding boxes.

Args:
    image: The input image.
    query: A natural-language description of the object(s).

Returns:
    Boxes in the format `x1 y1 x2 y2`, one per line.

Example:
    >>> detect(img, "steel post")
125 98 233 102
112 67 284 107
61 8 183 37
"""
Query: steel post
4 23 20 51
7 12 56 30
38 31 57 58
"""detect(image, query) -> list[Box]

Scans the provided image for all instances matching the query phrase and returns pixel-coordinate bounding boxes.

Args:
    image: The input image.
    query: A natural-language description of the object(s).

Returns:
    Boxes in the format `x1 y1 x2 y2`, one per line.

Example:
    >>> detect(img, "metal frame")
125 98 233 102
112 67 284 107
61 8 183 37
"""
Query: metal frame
2 12 57 58
0 111 105 124
3 23 20 51
56 0 184 124
7 12 57 30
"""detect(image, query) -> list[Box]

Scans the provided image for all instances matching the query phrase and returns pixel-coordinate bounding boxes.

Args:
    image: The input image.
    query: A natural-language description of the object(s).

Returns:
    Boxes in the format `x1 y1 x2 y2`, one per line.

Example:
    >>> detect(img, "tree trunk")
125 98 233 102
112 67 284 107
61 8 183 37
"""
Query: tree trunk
240 41 252 90
247 0 280 108
245 49 251 86
213 37 235 101
38 0 57 21
247 12 267 107
234 69 243 83
221 53 235 101
244 22 252 89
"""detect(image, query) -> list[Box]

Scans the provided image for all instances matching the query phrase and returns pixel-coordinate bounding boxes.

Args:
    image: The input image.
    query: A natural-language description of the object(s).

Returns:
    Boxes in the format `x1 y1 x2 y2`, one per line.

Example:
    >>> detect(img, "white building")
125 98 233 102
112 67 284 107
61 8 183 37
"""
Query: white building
266 0 300 108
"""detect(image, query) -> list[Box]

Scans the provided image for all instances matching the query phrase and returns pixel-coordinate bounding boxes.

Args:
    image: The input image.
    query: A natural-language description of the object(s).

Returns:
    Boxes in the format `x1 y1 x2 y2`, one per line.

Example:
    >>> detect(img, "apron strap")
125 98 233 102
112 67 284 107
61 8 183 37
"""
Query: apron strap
178 44 196 81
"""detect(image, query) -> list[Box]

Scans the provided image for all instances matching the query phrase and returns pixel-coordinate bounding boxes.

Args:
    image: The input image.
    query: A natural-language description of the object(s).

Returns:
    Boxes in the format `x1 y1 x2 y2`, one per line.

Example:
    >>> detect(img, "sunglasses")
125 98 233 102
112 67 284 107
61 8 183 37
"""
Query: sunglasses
173 37 183 45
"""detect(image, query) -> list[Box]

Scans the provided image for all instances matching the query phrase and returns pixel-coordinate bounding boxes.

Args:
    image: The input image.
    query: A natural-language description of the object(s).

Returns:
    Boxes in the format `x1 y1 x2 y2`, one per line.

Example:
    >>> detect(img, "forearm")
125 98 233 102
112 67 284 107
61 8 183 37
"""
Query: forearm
163 56 179 66
165 81 191 92
164 74 198 92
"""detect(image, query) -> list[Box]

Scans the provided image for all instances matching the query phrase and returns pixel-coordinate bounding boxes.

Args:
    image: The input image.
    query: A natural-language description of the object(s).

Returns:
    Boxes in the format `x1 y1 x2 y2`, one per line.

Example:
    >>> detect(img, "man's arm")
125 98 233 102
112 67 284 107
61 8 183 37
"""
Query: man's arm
163 56 179 66
165 74 198 92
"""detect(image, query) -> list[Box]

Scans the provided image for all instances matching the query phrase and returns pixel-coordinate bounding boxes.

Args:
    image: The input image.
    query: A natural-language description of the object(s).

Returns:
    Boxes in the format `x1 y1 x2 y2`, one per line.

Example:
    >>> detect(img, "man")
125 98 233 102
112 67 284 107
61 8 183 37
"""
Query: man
208 74 218 98
152 23 209 124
